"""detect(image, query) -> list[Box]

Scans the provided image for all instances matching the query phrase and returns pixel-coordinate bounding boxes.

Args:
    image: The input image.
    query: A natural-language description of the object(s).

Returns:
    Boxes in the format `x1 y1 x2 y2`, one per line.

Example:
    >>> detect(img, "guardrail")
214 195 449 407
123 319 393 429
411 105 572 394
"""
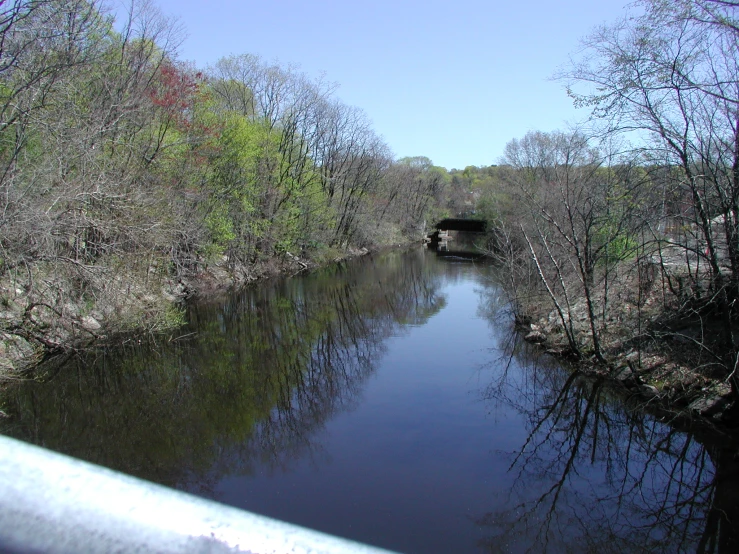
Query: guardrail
0 434 399 553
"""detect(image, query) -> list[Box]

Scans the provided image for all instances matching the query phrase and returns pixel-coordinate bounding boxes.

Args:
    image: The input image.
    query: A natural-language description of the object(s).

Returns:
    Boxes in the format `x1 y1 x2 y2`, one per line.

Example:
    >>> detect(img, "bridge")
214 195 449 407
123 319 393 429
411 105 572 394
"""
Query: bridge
426 218 488 258
433 218 487 233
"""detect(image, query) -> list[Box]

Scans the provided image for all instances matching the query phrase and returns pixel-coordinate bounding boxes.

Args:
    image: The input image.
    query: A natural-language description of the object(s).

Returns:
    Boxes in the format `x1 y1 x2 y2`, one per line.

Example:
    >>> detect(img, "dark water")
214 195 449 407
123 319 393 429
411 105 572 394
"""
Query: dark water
1 248 737 553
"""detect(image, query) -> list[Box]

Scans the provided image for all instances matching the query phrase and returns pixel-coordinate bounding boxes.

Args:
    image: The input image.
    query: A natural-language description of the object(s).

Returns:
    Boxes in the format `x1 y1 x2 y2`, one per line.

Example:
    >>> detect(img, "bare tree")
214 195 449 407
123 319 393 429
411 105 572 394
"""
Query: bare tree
499 130 645 361
562 0 739 395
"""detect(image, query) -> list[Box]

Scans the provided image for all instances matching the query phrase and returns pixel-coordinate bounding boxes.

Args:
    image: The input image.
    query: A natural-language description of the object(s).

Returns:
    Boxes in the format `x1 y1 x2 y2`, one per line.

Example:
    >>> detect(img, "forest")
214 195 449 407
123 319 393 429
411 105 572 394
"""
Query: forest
0 0 452 369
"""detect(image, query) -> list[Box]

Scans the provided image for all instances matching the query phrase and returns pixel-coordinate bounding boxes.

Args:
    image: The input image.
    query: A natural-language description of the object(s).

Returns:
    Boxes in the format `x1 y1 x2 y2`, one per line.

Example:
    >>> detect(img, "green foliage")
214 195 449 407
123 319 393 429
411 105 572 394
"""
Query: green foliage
203 204 236 260
594 223 638 264
156 304 187 331
0 0 444 364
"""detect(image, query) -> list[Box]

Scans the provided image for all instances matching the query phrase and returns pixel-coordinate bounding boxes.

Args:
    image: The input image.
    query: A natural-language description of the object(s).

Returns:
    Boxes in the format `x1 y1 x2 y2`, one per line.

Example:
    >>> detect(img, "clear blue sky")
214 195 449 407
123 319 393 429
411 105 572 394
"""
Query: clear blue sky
143 0 631 170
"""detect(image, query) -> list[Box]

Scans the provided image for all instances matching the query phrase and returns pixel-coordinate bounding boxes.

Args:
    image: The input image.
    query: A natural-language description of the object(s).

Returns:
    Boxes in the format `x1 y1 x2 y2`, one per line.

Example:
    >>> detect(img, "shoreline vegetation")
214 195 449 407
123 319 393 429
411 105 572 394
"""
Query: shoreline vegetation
0 241 412 377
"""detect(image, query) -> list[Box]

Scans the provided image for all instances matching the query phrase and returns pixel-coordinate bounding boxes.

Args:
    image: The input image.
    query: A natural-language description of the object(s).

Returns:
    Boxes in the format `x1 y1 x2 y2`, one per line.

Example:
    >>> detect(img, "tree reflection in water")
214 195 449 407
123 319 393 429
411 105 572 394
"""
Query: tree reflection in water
0 249 447 494
3 249 737 553
478 325 739 554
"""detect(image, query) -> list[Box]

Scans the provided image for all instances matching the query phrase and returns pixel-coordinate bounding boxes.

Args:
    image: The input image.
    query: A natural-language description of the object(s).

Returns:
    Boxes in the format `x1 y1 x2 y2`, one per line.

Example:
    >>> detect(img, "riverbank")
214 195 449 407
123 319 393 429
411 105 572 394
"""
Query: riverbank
514 268 739 435
0 243 403 379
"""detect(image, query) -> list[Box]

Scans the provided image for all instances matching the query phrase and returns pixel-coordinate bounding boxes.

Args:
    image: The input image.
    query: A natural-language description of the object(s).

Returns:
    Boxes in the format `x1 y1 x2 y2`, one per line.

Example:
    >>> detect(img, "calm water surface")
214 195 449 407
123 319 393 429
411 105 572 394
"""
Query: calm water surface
1 248 737 553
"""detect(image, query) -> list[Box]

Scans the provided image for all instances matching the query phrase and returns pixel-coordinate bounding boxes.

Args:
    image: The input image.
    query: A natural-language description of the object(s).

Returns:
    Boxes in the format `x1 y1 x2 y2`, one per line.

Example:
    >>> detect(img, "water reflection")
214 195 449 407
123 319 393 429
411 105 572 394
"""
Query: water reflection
479 327 739 553
0 249 447 491
1 248 737 553
427 231 487 260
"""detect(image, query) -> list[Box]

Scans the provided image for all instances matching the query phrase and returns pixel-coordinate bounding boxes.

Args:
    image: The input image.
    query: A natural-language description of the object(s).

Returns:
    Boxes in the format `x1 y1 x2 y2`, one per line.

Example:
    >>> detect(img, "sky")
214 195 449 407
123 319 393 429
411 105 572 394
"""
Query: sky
136 0 633 170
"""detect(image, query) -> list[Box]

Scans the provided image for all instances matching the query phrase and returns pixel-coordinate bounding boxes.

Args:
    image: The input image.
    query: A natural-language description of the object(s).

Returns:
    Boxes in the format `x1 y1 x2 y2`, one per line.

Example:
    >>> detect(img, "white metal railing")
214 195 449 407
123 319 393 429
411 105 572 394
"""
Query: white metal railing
0 434 399 553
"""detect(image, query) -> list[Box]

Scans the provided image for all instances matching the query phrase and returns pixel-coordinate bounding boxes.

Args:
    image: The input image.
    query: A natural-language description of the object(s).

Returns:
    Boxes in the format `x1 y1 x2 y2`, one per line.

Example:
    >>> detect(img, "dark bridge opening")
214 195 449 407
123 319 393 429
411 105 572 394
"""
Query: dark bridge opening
434 218 487 233
425 218 488 259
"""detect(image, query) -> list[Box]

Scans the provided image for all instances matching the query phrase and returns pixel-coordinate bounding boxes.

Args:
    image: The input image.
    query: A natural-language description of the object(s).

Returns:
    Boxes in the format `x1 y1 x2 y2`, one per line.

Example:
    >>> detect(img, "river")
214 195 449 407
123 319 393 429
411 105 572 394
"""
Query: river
0 248 737 553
